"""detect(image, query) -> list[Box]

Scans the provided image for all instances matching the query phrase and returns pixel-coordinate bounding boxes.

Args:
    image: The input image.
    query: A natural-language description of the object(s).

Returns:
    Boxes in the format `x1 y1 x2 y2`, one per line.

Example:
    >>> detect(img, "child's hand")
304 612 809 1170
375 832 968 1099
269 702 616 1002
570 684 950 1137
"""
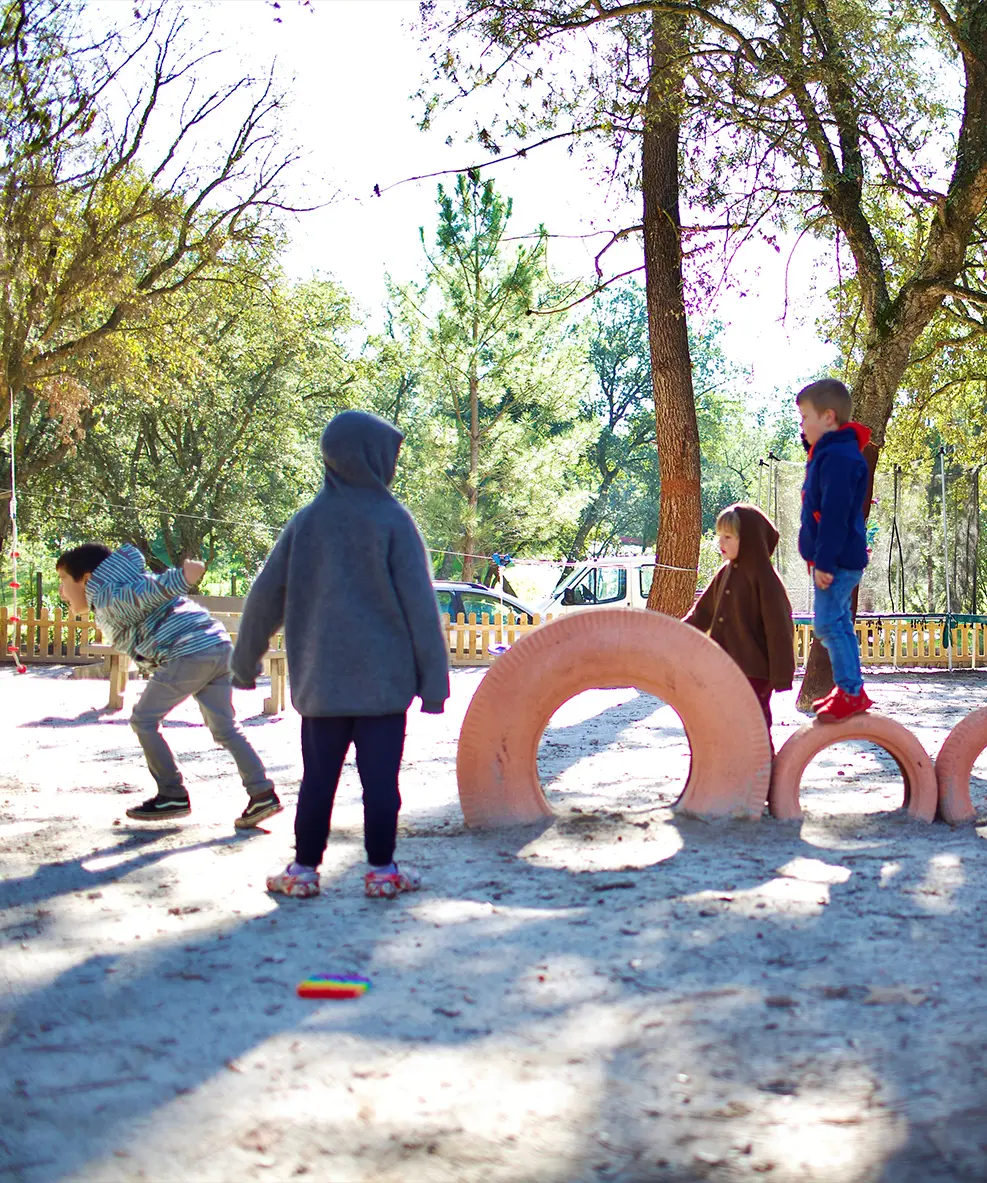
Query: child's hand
813 567 834 590
182 558 206 587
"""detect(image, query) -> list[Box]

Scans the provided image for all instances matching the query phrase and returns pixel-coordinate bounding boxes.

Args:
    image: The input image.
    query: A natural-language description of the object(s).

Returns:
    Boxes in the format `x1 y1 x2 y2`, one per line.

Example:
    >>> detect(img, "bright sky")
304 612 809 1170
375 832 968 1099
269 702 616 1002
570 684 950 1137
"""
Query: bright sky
200 0 836 403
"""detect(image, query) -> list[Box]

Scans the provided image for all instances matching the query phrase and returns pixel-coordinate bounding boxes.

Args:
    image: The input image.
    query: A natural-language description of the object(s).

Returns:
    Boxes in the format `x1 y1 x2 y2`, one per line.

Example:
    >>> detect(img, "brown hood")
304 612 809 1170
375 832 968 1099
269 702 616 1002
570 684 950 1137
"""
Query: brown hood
683 501 794 690
733 504 778 566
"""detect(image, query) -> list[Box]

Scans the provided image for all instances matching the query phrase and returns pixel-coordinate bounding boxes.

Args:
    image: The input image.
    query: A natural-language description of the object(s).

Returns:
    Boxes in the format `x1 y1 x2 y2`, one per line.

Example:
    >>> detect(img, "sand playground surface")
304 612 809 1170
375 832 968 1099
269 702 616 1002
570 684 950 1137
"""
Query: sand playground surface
3 664 987 1183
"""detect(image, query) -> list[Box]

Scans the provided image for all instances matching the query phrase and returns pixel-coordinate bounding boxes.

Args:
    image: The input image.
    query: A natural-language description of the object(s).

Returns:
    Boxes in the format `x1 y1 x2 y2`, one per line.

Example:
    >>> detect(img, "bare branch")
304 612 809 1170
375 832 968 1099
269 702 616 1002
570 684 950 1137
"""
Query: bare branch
526 265 645 315
374 125 607 196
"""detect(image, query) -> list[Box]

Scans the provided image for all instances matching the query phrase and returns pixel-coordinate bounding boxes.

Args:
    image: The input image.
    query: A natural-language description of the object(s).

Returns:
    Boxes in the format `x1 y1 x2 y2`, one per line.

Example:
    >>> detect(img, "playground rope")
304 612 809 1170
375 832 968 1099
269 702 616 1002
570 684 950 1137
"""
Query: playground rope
9 492 695 575
427 548 698 574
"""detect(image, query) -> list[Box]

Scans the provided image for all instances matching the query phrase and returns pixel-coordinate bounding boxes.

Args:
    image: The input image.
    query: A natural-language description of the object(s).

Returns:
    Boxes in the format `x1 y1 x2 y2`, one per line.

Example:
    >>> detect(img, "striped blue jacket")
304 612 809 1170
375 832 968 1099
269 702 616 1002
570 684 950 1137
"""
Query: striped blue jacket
85 545 228 666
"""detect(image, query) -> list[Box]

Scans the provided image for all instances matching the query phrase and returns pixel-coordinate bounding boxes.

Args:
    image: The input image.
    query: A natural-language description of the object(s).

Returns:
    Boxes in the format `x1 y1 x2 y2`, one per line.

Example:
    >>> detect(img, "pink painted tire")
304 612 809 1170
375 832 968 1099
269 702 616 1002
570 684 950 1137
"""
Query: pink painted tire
769 714 937 823
456 609 772 827
935 707 987 826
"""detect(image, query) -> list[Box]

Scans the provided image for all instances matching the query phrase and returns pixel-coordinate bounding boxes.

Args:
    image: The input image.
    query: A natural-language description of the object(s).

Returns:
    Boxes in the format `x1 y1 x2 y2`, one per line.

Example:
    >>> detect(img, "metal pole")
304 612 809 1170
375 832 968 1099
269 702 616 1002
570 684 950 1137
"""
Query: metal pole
766 459 776 570
940 445 953 671
973 467 981 616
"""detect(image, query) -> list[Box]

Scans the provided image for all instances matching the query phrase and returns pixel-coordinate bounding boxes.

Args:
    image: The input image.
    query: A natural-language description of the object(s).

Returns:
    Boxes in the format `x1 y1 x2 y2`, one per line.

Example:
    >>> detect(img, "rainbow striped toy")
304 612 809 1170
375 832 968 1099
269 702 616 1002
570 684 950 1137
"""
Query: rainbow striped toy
296 974 371 1000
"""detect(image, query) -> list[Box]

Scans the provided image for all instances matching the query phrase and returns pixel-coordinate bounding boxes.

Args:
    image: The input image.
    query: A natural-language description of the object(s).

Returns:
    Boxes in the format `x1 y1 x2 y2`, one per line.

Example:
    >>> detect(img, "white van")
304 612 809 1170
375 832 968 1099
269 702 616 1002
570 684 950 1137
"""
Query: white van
536 555 658 617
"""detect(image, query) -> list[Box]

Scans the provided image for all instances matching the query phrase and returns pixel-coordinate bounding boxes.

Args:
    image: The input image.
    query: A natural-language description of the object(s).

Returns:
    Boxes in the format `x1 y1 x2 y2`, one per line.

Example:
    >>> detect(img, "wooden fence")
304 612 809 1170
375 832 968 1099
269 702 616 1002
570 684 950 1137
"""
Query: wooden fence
1 605 104 664
443 612 553 666
0 601 287 715
795 619 987 668
446 612 987 669
4 604 986 672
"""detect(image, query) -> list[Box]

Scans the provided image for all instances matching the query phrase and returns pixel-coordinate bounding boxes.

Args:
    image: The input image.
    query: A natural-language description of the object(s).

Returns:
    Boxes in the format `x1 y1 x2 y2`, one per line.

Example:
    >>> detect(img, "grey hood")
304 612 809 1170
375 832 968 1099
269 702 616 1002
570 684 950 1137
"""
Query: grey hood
232 405 450 717
321 410 403 493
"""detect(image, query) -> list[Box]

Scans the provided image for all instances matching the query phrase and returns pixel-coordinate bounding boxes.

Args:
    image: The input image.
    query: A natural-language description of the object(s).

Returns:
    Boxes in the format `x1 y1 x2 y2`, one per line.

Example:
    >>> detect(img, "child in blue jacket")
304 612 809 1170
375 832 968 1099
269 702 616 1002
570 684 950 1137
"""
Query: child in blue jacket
56 544 280 827
796 379 872 722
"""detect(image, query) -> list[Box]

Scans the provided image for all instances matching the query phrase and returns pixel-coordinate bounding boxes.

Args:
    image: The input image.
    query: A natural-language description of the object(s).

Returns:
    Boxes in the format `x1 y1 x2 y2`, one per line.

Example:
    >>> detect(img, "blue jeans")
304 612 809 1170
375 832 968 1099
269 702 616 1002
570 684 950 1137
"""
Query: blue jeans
813 567 864 694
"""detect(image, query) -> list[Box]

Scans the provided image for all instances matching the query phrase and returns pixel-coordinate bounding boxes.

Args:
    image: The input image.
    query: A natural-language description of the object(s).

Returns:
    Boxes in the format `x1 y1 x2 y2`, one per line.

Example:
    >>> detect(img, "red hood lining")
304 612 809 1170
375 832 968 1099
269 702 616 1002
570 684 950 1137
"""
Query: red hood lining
806 420 871 461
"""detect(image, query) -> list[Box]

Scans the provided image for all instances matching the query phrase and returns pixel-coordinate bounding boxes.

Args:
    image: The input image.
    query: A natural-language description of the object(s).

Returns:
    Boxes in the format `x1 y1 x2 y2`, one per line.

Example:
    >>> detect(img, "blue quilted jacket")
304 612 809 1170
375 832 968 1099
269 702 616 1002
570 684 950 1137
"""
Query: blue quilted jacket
798 423 871 574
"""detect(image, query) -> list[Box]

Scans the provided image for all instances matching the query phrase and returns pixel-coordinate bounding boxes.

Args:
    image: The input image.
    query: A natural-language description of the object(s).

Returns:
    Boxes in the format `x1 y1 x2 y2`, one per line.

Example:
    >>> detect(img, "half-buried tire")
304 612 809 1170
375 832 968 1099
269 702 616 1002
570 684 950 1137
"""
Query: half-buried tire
768 713 937 823
456 608 772 827
935 707 986 826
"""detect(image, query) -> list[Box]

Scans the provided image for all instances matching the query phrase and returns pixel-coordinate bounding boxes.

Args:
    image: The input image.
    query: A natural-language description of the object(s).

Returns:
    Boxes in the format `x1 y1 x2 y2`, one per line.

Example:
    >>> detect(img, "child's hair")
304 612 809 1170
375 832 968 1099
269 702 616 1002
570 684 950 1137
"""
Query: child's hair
56 543 111 580
796 378 853 425
716 507 741 535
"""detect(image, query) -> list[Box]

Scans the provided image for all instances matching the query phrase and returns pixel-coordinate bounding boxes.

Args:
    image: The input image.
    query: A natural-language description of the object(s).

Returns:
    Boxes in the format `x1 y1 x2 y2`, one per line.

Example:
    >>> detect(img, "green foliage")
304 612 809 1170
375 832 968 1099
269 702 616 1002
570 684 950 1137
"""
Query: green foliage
386 174 595 576
1 0 297 545
26 272 356 573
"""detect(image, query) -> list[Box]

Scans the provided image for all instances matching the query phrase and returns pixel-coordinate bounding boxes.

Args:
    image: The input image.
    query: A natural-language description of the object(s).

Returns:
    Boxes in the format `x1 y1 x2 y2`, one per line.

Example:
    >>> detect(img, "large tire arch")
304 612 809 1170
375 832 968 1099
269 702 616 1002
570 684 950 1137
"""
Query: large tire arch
456 609 773 827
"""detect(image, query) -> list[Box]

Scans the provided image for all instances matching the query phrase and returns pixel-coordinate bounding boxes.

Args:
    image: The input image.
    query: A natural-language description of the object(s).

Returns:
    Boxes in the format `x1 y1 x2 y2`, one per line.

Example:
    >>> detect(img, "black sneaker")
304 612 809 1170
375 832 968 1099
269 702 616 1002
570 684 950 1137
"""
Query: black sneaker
125 795 191 821
235 791 283 830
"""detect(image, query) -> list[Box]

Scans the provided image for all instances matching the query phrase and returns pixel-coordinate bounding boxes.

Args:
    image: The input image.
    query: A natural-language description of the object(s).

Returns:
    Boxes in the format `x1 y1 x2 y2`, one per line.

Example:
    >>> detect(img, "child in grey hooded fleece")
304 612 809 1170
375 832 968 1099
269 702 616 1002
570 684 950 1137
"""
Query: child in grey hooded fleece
231 409 450 899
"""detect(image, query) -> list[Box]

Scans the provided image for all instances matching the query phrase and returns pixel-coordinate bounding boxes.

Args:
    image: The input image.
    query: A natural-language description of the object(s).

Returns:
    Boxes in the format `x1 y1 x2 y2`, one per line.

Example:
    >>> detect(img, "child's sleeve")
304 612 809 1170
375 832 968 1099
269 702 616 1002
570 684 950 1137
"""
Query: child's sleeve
389 516 450 712
760 578 796 690
230 530 291 689
682 575 718 632
102 567 189 625
813 454 858 574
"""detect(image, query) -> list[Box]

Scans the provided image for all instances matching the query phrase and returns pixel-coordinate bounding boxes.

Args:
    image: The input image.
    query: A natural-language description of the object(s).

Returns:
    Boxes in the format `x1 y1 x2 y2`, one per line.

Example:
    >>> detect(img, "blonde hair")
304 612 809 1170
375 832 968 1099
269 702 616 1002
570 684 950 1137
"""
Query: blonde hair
796 378 852 425
716 507 740 535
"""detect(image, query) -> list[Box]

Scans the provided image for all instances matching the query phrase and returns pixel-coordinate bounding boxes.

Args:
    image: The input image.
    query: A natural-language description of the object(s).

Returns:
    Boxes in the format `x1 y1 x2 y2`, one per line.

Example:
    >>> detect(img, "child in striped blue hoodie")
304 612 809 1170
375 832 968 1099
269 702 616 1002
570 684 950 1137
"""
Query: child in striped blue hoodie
56 543 280 828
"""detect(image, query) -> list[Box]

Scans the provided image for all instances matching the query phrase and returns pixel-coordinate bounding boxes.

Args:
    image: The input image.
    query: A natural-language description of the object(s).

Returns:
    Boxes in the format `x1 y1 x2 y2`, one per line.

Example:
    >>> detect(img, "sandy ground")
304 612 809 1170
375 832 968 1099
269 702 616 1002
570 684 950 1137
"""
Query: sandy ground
2 663 987 1183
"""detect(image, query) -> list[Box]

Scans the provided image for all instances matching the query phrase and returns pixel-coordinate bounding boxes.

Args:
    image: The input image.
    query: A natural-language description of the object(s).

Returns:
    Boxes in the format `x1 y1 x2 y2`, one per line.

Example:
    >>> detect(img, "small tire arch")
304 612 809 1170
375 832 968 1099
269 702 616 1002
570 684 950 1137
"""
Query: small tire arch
769 714 937 823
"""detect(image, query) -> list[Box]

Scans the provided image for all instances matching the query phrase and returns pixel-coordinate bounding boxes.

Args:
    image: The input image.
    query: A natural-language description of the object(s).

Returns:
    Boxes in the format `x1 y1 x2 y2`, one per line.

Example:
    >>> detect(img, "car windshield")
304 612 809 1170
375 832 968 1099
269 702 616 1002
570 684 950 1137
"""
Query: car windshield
460 592 524 621
567 566 626 605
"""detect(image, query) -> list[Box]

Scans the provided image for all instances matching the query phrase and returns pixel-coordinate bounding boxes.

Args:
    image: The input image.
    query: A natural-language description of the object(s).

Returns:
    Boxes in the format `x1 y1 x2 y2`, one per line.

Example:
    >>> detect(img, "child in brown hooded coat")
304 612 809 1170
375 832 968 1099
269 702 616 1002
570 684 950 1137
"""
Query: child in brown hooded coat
683 504 795 741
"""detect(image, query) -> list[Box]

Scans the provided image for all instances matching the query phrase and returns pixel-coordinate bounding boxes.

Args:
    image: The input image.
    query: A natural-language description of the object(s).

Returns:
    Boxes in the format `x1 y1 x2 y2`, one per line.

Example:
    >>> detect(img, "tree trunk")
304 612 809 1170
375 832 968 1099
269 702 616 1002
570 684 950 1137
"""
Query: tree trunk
461 352 481 583
642 10 701 619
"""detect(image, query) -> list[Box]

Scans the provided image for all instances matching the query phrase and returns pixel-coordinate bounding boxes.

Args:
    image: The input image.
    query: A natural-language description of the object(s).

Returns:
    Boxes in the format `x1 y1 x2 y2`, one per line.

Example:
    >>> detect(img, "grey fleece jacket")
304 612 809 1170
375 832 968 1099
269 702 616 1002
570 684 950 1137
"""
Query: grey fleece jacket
230 410 450 717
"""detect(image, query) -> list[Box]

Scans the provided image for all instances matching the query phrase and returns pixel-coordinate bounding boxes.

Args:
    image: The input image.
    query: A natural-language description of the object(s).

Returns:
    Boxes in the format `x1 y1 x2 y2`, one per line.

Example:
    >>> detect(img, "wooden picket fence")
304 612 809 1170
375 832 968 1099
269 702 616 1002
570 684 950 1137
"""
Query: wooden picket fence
443 612 553 667
4 604 986 673
1 605 104 664
795 618 987 668
0 600 287 714
446 612 987 669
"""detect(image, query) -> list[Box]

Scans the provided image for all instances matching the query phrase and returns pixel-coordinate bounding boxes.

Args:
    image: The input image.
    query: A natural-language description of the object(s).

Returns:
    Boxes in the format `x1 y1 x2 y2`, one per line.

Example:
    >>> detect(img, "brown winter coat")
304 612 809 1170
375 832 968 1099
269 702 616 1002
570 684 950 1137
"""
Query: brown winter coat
683 504 795 691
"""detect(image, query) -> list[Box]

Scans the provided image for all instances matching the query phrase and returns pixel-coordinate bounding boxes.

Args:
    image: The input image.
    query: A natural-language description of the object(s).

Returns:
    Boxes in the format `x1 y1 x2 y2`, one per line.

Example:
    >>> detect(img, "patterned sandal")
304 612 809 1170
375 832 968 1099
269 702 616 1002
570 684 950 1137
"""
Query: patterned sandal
267 864 320 899
364 865 421 899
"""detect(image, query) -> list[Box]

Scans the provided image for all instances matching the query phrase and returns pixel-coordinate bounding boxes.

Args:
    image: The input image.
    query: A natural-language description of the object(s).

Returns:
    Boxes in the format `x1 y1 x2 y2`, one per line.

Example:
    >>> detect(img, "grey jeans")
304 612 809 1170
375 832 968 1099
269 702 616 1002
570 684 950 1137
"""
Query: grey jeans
130 643 274 800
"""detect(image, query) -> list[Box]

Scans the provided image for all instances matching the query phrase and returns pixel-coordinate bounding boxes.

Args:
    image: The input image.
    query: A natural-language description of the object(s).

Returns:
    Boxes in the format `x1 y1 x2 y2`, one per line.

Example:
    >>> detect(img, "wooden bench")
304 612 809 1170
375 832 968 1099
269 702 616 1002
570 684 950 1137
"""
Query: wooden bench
83 595 287 715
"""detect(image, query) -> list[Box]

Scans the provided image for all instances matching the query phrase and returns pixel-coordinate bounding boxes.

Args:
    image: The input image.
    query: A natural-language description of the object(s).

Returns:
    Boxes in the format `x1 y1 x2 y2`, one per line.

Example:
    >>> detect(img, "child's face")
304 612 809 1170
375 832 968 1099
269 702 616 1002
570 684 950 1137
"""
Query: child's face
718 529 740 562
798 399 838 446
57 568 90 615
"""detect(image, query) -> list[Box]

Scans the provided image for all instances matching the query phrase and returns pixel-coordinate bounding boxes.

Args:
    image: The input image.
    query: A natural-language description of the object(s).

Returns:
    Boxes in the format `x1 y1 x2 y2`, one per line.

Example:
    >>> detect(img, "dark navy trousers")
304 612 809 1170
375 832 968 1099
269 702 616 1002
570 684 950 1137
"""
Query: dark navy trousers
295 714 407 868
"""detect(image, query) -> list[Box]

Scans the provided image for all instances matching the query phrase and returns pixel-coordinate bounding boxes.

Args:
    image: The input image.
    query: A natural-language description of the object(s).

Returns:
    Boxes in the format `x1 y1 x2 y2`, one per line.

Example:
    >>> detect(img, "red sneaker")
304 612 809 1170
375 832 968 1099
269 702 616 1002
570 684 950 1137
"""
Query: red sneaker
815 688 873 724
812 686 839 711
